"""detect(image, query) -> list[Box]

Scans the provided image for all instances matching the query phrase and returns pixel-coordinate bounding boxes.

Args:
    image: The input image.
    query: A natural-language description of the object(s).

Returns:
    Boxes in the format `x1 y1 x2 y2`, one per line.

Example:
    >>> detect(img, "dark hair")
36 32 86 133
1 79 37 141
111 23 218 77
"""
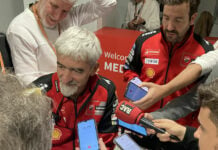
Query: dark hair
161 0 200 18
198 78 218 126
194 11 214 38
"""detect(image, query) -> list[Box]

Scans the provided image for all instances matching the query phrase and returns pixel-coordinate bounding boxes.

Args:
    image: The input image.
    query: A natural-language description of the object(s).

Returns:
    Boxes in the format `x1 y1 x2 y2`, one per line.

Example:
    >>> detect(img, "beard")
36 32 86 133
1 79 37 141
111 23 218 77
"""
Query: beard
164 29 180 44
59 81 79 97
38 4 56 29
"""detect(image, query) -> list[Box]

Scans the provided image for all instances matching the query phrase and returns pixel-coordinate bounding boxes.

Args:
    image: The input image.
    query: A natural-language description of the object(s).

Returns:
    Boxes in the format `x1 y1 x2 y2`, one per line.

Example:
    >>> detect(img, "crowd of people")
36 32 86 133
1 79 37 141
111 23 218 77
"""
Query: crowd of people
0 0 218 149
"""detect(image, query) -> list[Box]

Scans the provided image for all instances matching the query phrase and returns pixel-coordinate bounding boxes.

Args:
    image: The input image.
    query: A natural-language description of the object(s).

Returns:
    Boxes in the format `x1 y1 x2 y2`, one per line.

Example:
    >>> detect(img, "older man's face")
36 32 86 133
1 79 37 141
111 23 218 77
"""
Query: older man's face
57 54 96 97
38 0 73 28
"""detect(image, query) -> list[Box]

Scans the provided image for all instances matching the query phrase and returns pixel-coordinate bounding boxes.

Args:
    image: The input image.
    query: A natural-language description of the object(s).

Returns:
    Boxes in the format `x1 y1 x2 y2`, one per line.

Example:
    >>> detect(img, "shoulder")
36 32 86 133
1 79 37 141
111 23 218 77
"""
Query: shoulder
98 75 116 92
7 8 36 35
193 33 214 52
99 76 116 88
33 73 54 92
136 29 160 44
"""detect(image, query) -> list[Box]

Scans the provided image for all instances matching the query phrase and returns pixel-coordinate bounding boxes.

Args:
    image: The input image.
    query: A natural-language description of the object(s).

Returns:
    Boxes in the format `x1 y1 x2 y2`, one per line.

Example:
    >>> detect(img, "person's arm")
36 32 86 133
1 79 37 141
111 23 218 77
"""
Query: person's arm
98 77 118 149
153 119 186 142
133 63 202 110
122 2 133 29
153 119 198 150
214 40 218 49
6 30 42 85
141 0 160 31
123 37 144 82
69 0 117 26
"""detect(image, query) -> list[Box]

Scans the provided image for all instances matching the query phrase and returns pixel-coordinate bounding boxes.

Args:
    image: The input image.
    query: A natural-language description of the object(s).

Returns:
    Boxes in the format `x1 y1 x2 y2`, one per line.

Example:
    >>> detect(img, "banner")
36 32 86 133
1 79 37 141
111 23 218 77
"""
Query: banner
96 27 142 101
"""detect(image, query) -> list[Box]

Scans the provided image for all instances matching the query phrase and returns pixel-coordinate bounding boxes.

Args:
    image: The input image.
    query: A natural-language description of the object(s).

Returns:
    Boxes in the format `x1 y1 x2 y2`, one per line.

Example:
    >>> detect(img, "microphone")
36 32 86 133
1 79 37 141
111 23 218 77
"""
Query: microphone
115 101 181 142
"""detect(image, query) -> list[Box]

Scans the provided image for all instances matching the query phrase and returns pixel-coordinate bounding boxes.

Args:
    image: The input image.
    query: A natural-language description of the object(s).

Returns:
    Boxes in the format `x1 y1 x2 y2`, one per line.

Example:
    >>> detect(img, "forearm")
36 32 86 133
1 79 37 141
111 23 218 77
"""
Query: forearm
163 64 202 98
192 49 218 76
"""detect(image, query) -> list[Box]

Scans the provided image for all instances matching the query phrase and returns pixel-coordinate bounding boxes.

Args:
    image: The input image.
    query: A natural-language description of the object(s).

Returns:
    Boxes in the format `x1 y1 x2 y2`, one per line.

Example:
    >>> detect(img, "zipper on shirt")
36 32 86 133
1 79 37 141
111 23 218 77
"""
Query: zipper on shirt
72 98 77 150
160 46 174 108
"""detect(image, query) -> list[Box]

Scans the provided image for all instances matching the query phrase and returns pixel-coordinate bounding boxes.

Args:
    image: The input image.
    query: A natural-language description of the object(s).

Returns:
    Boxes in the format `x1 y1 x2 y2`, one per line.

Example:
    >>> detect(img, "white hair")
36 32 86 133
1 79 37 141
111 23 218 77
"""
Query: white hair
0 73 53 150
55 26 102 66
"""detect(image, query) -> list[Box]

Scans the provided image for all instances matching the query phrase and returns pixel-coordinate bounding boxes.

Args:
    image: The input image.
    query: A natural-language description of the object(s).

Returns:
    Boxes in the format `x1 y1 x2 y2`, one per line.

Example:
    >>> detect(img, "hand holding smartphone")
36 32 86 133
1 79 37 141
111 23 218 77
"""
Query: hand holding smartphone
77 119 99 150
125 77 148 101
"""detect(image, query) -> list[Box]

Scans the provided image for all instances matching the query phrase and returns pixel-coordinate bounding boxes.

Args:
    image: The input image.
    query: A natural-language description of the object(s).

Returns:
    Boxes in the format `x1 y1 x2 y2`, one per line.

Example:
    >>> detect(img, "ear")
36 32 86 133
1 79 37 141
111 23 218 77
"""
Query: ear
190 12 198 25
90 63 99 76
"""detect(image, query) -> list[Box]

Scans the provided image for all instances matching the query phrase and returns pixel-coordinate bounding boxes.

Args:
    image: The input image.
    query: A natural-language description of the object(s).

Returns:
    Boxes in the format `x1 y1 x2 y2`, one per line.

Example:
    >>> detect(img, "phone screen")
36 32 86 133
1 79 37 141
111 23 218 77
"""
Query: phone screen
77 119 99 150
125 82 148 101
118 119 147 136
114 133 141 150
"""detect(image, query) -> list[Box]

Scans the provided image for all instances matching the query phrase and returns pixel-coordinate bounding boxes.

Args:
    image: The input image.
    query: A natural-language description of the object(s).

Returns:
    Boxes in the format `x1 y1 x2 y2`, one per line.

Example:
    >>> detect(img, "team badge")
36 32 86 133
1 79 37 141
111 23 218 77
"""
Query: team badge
52 128 62 140
146 68 155 78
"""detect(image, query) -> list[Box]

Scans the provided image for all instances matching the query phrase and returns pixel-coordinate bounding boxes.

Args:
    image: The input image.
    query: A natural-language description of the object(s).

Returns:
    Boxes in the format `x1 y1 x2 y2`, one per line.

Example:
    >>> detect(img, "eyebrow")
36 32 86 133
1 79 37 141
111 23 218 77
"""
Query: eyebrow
57 61 84 72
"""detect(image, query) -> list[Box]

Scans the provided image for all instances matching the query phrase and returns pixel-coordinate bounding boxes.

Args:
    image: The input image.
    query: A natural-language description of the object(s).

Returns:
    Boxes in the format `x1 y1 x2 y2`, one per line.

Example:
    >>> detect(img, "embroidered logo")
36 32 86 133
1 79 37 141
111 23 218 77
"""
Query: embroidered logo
146 68 155 78
145 58 159 65
52 128 62 140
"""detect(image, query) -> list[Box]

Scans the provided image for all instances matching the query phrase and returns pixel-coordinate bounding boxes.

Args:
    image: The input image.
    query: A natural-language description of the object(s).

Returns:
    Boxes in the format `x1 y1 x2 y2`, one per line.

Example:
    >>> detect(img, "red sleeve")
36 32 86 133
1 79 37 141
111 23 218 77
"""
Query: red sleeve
99 132 118 150
123 69 139 82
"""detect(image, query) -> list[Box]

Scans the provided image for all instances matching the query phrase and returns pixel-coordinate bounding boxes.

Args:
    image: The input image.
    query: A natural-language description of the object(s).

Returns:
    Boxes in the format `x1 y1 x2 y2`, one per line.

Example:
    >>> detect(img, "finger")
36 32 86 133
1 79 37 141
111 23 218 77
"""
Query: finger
146 128 156 135
156 133 171 142
144 113 154 120
139 82 154 88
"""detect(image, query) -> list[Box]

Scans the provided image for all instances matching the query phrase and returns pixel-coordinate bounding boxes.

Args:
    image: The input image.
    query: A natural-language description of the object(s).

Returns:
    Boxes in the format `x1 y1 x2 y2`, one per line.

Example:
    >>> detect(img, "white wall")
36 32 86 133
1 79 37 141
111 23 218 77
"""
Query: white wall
102 0 130 28
0 0 24 33
0 0 217 36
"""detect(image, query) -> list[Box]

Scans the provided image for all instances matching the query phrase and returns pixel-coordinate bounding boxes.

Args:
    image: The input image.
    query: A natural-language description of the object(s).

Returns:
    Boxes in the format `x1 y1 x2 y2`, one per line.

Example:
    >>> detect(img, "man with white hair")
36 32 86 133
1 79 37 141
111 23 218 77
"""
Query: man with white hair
7 0 117 85
34 26 118 150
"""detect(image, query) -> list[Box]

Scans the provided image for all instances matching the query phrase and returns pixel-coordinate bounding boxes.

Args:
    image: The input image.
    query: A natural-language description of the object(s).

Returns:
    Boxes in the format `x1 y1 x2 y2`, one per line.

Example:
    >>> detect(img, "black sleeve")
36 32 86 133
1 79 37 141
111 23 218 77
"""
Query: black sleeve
182 126 199 150
97 76 118 133
32 73 53 92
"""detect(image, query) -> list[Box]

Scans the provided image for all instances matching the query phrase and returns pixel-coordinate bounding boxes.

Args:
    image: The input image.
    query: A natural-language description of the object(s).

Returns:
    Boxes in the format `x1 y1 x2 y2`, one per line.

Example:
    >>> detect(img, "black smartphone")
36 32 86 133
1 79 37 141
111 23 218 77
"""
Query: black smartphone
118 119 147 136
114 133 142 150
77 119 99 150
125 77 148 101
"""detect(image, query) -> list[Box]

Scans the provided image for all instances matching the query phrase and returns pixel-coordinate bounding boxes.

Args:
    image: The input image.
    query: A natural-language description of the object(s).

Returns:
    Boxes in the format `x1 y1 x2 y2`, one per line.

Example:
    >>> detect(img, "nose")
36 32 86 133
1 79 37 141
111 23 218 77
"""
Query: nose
60 69 73 84
166 21 175 31
193 127 200 139
52 9 62 21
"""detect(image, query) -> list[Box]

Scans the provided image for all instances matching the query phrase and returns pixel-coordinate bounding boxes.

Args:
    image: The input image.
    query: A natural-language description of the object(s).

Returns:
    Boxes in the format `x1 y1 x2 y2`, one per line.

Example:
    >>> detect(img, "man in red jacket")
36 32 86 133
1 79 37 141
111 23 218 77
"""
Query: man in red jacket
34 26 118 150
123 0 214 127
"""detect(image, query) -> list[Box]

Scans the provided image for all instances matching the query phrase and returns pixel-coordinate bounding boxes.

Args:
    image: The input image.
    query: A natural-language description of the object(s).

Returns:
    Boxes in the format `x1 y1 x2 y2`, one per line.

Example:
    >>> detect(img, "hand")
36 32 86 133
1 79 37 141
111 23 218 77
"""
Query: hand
143 113 156 135
133 16 145 25
153 119 186 142
133 82 168 110
127 20 138 30
99 138 107 150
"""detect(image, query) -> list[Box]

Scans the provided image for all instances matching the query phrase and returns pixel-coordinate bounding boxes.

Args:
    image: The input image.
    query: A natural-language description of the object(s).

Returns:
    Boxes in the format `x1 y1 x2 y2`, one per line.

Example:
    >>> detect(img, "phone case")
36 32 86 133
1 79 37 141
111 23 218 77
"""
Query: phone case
113 133 141 150
77 119 99 150
118 119 147 136
124 77 148 101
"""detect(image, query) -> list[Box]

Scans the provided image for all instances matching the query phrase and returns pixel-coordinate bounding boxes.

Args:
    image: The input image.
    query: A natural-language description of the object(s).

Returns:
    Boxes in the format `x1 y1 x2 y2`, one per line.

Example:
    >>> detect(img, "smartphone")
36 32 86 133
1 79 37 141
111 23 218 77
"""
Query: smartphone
125 77 148 101
77 119 99 150
118 119 147 136
114 133 141 150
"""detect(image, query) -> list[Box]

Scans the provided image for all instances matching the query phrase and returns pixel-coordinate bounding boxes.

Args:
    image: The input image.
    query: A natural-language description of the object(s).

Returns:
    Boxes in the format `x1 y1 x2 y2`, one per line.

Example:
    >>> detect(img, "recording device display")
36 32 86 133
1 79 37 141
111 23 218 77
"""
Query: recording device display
125 77 148 101
115 101 181 142
113 133 141 150
118 119 147 136
77 119 99 150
